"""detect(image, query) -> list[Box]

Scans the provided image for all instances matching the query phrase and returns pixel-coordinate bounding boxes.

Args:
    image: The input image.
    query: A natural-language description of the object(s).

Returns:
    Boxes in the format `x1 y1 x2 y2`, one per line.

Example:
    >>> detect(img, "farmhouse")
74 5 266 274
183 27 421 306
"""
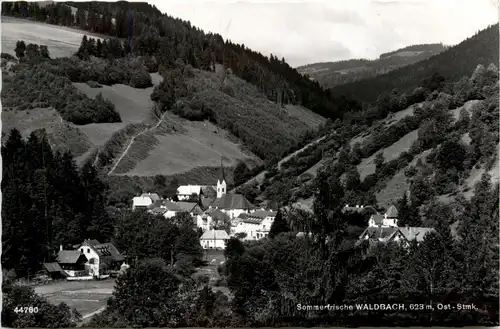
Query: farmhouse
132 193 161 210
232 210 277 240
77 239 126 278
200 229 230 249
56 247 88 277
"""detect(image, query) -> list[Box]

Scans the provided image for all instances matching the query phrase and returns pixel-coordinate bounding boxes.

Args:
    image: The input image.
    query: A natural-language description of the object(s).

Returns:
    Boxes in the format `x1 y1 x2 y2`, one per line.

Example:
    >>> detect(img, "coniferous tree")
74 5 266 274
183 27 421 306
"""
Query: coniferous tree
268 210 290 239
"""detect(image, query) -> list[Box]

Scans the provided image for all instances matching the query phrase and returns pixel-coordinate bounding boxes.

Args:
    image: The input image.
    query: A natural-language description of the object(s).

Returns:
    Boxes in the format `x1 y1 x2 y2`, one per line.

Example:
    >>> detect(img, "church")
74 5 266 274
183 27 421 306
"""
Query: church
207 162 257 219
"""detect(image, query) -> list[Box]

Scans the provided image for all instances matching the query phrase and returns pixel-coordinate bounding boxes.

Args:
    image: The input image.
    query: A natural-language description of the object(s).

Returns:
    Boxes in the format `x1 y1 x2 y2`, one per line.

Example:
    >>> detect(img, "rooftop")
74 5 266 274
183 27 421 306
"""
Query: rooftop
200 229 230 240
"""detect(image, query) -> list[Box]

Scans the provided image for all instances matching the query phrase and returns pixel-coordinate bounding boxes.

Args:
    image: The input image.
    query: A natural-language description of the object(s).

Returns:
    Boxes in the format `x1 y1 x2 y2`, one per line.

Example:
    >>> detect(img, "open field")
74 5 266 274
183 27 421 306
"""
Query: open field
376 149 432 208
1 16 102 58
2 107 62 138
34 279 115 318
120 118 257 176
357 129 419 180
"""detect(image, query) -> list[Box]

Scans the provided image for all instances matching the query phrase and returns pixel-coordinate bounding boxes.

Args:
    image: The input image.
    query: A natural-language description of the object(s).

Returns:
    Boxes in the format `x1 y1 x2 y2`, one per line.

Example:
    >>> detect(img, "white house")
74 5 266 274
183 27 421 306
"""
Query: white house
78 239 126 278
368 205 398 227
177 185 202 200
200 229 230 249
232 210 276 240
132 193 161 210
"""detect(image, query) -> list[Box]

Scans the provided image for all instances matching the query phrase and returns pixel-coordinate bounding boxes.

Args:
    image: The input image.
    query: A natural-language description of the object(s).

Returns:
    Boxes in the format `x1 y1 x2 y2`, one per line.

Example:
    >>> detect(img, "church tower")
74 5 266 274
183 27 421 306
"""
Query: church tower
216 158 227 199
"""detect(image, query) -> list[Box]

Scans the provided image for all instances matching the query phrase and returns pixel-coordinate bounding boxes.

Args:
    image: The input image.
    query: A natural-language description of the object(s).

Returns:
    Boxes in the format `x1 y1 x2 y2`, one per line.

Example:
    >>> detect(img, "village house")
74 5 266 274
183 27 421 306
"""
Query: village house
147 199 183 218
368 205 398 227
198 208 230 231
200 229 230 249
177 185 217 201
176 201 204 217
232 210 277 240
357 205 436 247
132 193 161 210
77 239 126 278
56 246 88 277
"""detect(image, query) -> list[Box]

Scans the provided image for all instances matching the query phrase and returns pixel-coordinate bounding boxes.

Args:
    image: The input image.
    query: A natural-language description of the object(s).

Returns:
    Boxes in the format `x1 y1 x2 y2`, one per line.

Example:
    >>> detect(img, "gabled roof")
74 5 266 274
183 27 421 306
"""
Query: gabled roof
93 243 125 262
205 208 229 221
43 262 68 275
150 207 167 215
359 227 399 241
248 210 277 219
140 193 160 201
57 250 88 264
211 193 256 210
370 214 385 225
177 185 201 195
200 229 230 240
176 201 199 213
398 227 436 242
386 205 399 218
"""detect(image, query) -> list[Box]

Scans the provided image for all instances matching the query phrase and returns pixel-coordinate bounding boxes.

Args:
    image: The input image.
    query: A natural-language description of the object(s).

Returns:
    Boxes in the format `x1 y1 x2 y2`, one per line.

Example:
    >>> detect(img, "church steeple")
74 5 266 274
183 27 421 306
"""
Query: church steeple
216 157 226 198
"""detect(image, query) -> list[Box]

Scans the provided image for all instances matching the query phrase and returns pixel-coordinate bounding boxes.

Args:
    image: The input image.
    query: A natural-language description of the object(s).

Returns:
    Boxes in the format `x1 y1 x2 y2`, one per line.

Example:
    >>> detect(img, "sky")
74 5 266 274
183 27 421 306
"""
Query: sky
150 0 499 67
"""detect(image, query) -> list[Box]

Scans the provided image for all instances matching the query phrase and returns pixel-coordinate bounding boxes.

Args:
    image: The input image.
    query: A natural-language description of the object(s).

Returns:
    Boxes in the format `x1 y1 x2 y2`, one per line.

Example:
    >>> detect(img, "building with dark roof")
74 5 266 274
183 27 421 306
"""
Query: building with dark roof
78 239 126 278
56 247 88 277
210 193 256 219
368 205 398 227
232 210 276 240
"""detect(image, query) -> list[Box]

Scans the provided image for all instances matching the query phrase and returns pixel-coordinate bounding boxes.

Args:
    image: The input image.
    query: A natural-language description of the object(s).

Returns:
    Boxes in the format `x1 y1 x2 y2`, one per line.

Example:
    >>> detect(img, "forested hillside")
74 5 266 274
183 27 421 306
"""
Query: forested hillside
297 43 446 88
1 0 359 120
330 24 498 103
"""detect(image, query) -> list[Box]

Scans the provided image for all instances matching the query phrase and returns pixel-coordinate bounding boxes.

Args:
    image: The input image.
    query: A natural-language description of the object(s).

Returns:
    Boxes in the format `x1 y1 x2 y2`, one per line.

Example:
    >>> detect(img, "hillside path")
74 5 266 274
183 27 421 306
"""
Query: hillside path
107 111 168 175
230 135 328 192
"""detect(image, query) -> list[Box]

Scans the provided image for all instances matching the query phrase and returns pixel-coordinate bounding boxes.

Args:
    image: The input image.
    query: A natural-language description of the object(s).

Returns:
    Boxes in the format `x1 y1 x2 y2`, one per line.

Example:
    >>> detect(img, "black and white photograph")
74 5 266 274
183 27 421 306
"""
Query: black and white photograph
1 0 499 327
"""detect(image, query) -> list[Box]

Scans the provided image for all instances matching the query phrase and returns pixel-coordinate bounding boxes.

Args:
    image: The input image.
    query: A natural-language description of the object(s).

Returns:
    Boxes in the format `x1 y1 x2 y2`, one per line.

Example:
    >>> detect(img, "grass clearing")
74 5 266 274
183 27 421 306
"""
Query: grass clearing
357 129 419 180
376 149 432 208
1 16 102 58
34 279 115 318
73 82 157 125
118 116 256 176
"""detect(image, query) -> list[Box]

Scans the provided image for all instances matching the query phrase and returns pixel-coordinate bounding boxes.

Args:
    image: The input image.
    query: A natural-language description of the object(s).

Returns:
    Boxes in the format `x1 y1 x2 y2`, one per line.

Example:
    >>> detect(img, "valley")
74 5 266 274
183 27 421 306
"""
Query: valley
1 1 499 328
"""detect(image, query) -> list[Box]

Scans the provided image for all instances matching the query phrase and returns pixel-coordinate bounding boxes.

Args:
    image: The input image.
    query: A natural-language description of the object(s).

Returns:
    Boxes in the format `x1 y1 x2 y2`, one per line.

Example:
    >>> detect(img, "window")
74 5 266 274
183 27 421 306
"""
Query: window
87 248 90 253
80 248 83 253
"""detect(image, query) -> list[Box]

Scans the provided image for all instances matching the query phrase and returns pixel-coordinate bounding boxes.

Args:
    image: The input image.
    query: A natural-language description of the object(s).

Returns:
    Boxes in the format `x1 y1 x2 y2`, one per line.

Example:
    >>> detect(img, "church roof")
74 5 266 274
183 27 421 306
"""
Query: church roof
211 193 256 210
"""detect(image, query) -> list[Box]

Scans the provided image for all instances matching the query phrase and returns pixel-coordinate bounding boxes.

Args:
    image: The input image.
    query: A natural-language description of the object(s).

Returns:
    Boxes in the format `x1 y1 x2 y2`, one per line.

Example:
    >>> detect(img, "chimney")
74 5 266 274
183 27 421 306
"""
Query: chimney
60 245 63 251
356 205 359 208
345 204 349 208
361 205 364 208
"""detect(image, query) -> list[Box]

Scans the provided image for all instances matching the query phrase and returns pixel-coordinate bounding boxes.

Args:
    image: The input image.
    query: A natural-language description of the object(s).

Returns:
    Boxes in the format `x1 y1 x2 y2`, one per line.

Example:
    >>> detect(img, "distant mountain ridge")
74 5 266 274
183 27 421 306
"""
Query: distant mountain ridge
330 24 498 104
297 43 447 88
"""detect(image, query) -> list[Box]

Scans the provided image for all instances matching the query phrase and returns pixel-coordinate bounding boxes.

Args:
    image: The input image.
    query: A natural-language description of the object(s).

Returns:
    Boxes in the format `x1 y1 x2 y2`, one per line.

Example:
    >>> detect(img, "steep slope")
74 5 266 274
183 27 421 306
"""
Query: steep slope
331 24 498 103
1 17 326 183
297 43 446 89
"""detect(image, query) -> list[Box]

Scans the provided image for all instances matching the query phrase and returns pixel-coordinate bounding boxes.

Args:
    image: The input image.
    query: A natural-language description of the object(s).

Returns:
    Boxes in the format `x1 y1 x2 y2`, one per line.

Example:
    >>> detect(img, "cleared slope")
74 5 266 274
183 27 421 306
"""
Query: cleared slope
1 16 102 58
